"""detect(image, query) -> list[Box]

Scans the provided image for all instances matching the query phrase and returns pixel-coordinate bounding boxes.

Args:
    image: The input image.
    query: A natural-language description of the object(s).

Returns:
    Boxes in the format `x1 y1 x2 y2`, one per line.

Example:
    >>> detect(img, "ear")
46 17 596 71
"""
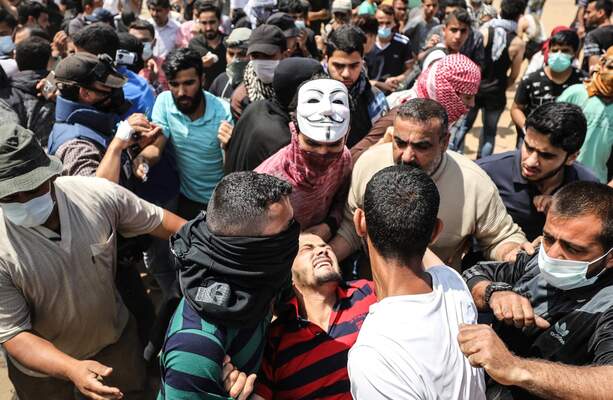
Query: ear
565 151 579 166
353 208 367 238
429 218 444 246
78 86 92 102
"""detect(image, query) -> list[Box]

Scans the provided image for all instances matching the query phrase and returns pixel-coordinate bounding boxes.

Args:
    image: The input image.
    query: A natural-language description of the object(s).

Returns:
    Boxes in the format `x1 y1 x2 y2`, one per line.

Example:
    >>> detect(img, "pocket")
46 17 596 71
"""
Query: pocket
90 230 117 280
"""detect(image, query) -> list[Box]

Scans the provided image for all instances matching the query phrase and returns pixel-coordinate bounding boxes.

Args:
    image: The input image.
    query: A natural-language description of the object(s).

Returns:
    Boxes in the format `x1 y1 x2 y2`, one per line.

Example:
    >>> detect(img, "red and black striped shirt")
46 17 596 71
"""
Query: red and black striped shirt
255 280 376 400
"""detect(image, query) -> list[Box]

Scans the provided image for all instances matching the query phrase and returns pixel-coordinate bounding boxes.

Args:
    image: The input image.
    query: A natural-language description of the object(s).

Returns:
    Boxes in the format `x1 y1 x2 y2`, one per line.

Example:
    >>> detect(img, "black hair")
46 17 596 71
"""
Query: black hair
0 8 18 30
363 165 440 264
326 25 366 57
147 0 171 9
500 0 526 21
444 8 472 26
378 3 395 17
195 1 221 19
589 0 613 18
129 19 155 38
278 0 310 16
17 1 48 25
549 29 580 53
81 0 95 8
163 47 204 80
396 98 449 138
354 14 379 35
442 0 467 10
525 102 587 154
207 171 293 236
72 22 120 58
551 181 613 250
117 32 144 72
15 36 50 70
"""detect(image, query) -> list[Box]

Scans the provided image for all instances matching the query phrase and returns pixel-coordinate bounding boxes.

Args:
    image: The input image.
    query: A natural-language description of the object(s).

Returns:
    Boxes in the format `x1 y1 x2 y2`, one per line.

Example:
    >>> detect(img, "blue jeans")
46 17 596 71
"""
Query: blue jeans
450 107 505 158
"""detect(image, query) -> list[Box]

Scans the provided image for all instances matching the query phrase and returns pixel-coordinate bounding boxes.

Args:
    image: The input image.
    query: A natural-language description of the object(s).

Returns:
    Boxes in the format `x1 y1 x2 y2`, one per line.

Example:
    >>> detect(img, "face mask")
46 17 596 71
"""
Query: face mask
0 35 15 57
538 246 613 290
93 87 131 115
1 189 55 228
295 20 306 30
142 42 153 61
378 27 392 39
226 59 248 83
302 149 343 170
252 59 279 84
548 52 573 73
296 79 350 143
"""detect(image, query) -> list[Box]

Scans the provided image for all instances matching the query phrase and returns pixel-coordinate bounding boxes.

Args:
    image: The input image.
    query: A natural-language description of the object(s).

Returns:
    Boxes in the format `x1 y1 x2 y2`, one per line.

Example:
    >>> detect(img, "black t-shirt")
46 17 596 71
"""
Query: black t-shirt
582 25 613 72
514 67 585 118
365 33 414 81
307 0 330 34
188 34 227 89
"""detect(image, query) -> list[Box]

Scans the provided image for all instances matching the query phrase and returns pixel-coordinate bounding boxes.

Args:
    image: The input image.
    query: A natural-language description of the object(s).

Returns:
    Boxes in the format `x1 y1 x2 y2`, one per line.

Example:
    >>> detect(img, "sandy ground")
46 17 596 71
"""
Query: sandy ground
0 0 579 397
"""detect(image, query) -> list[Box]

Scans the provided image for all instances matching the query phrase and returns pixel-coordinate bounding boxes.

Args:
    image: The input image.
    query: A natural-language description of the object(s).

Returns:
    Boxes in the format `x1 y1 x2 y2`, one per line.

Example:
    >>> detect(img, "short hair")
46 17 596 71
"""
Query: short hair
195 1 221 19
147 0 170 9
72 23 120 58
550 181 613 250
589 0 613 18
442 0 467 10
0 8 18 30
278 0 310 16
378 3 395 17
363 165 440 264
207 171 293 236
354 14 379 35
525 102 587 154
326 25 366 57
17 1 47 25
163 47 204 80
396 98 449 138
129 19 155 38
444 8 472 26
15 36 51 71
118 32 143 54
549 29 580 53
500 0 526 21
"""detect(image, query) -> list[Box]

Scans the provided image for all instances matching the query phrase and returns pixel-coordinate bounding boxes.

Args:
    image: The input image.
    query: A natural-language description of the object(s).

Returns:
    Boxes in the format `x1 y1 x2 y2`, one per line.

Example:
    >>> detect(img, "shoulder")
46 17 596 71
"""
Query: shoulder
154 90 174 105
205 91 231 116
572 162 601 182
54 176 119 202
476 150 516 171
353 143 393 185
392 33 410 45
558 83 588 103
447 150 497 181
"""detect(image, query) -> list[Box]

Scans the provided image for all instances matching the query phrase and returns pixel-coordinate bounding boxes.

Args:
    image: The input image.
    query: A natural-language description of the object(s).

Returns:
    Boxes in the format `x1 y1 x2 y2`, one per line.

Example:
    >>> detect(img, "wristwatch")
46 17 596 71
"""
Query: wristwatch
484 282 513 305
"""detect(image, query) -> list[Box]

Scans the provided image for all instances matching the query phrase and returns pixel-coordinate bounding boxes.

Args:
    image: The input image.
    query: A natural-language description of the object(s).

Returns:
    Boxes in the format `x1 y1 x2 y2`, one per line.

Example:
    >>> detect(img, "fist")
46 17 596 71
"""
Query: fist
217 121 234 149
489 290 550 329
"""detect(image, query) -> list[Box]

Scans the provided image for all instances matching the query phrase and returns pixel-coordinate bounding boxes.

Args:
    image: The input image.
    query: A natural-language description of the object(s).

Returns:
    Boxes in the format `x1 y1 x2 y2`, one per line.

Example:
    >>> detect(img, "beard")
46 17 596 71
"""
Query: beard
204 30 219 40
396 151 444 176
314 269 342 285
173 90 203 115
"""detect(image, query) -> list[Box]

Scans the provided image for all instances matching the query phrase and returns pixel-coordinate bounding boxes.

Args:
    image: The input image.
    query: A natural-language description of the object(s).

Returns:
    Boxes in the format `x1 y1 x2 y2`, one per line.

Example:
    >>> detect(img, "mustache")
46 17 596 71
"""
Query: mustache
399 160 421 169
305 115 346 124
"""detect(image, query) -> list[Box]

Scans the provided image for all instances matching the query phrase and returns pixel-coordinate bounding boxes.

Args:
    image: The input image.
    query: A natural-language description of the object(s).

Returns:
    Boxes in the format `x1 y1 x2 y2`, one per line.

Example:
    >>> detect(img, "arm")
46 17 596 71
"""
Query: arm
577 6 586 38
149 209 187 239
510 101 527 130
308 9 329 22
0 0 17 17
507 37 526 88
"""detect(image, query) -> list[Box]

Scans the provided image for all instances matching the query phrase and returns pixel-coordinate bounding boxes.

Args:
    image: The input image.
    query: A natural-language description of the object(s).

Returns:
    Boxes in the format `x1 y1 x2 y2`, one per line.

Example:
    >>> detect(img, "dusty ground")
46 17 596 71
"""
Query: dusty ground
0 0 579 397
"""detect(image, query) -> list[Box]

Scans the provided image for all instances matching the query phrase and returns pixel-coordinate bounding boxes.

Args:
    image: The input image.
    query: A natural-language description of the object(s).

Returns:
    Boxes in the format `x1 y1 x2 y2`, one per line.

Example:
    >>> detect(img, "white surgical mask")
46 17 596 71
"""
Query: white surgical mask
0 189 55 228
142 42 153 61
538 246 613 290
296 78 350 143
252 59 279 84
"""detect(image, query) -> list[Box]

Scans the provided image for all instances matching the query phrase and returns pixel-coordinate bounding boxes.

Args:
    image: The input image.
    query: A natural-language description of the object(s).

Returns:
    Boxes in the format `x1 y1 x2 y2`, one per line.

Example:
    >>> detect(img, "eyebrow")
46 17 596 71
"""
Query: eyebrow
543 230 588 252
331 90 345 95
307 89 324 95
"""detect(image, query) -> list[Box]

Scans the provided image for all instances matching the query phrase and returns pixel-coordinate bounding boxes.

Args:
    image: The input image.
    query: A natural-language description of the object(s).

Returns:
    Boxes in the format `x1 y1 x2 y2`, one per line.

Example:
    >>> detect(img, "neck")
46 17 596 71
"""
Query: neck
294 282 337 331
377 36 391 46
533 167 565 194
188 92 206 121
369 247 433 300
206 34 221 47
545 65 573 83
43 206 61 234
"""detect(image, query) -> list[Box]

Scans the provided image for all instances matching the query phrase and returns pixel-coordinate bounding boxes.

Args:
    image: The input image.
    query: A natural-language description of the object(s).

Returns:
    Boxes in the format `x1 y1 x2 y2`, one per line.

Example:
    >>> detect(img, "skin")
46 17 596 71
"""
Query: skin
373 9 414 91
198 10 221 44
327 50 363 88
393 0 407 30
148 5 170 27
226 46 247 64
391 117 449 176
443 16 470 53
423 0 438 21
0 21 14 37
375 9 396 44
167 67 204 120
584 1 608 30
298 132 345 155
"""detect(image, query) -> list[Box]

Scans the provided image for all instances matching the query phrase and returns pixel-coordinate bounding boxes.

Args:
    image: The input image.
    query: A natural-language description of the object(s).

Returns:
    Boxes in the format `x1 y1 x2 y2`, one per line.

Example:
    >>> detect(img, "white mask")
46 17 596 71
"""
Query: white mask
0 188 55 228
142 42 153 61
538 246 613 290
296 79 350 143
252 59 279 84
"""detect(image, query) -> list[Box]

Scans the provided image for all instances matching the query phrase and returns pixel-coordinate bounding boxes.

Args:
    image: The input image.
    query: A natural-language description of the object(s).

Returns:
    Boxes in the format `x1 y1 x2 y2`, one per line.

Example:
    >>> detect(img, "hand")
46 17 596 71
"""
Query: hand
146 59 158 82
489 290 550 329
499 241 535 263
67 360 123 400
127 114 161 148
533 195 553 214
217 121 234 149
458 324 527 386
36 78 58 102
384 77 400 91
201 52 218 68
51 30 68 58
304 223 333 242
132 155 150 182
222 355 257 400
425 34 440 49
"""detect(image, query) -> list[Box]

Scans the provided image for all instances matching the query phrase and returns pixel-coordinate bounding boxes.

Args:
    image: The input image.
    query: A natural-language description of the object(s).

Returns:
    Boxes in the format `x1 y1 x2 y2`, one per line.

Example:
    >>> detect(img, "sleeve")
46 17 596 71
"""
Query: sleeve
55 139 102 177
253 331 278 400
402 39 415 64
110 181 165 238
161 330 233 400
350 108 396 163
589 307 613 365
152 93 171 138
327 162 352 229
0 263 31 344
461 251 532 291
514 75 531 105
583 31 601 58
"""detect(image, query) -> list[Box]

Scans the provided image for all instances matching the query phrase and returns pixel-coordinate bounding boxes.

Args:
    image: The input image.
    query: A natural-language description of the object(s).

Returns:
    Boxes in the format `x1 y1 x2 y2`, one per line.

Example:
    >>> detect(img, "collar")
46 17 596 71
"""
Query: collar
375 39 391 51
430 151 450 182
284 282 350 322
169 90 211 123
55 96 117 135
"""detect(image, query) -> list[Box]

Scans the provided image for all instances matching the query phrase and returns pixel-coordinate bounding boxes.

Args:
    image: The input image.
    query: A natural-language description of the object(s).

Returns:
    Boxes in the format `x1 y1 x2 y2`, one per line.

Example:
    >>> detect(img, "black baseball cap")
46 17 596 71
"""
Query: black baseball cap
51 52 127 89
266 12 299 38
247 24 287 56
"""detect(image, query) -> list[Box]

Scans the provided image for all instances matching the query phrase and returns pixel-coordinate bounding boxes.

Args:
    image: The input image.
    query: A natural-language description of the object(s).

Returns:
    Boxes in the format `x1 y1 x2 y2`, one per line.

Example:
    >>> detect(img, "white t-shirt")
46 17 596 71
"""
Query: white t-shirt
348 265 486 400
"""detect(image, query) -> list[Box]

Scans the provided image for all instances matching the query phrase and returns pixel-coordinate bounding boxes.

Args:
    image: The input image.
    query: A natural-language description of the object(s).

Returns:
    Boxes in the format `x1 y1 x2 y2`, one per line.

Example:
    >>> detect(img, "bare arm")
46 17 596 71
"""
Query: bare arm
507 37 526 88
510 101 527 130
149 209 187 239
308 9 329 22
95 139 125 184
0 0 17 17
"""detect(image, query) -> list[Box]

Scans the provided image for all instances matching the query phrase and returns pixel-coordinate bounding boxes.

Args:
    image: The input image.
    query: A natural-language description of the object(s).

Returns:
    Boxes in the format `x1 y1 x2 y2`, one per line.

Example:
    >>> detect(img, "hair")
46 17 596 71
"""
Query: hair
129 19 155 38
396 98 449 138
525 102 587 154
363 165 440 264
378 3 395 17
500 0 526 21
72 23 120 58
0 8 18 30
326 25 366 57
278 0 310 16
354 14 379 35
550 181 613 250
118 32 144 72
589 0 613 18
147 0 170 9
207 171 293 236
549 29 580 52
17 1 47 25
81 0 95 8
162 47 204 80
195 1 221 20
15 36 51 70
442 0 467 10
444 7 471 25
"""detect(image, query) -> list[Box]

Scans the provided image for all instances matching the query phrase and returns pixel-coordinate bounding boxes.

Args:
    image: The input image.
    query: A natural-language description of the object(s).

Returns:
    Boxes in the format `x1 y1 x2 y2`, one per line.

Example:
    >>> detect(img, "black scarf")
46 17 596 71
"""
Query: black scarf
172 213 299 328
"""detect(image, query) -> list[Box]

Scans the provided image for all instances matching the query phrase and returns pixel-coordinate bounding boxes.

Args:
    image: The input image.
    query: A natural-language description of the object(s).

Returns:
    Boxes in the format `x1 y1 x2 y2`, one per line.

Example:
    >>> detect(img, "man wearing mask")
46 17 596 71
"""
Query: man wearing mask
209 27 251 101
0 123 186 400
460 181 613 400
256 77 353 241
188 1 227 89
0 8 17 60
147 0 182 61
129 19 169 93
230 24 286 119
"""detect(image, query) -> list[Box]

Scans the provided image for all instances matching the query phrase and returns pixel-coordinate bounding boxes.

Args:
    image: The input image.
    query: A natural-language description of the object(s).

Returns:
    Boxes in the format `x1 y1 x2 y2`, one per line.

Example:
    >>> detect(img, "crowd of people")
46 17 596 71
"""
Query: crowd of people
0 0 612 398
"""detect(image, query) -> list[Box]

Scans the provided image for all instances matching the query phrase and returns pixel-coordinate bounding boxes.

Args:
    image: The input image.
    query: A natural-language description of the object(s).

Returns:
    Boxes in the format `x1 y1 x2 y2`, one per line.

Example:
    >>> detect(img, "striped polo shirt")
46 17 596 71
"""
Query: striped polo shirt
255 280 376 400
158 298 269 400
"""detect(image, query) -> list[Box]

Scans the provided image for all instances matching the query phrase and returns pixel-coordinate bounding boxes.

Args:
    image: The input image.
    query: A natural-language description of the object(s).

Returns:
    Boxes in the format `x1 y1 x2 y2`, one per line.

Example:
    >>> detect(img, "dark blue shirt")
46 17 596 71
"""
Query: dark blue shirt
477 150 599 241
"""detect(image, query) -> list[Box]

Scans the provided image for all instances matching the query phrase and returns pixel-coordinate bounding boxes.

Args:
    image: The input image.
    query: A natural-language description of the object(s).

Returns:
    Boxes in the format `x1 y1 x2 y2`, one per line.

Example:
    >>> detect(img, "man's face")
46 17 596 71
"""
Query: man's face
129 27 155 43
548 43 576 60
327 50 363 88
0 21 14 37
226 46 247 64
585 2 605 28
444 17 469 52
375 10 396 40
292 233 342 288
199 11 220 40
36 12 50 30
520 127 574 182
393 0 407 22
423 0 438 19
249 50 283 60
168 67 203 115
444 5 459 18
79 81 114 108
149 5 170 26
392 117 449 175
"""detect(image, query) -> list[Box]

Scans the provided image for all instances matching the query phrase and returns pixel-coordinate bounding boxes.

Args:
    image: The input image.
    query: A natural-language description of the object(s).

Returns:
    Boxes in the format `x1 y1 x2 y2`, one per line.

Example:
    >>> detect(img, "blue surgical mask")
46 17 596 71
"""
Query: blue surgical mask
538 246 613 290
548 52 573 73
295 20 306 30
378 27 392 39
142 42 153 61
0 35 15 57
0 187 55 228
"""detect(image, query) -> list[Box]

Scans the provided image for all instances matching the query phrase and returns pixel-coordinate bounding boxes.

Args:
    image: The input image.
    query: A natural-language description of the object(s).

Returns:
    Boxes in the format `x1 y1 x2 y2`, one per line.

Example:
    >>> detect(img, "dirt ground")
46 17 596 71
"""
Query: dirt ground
0 0 580 397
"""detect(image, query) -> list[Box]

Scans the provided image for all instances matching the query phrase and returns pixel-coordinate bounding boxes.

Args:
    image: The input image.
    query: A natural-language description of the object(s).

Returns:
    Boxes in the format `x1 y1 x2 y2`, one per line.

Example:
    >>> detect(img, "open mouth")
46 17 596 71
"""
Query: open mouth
313 256 333 269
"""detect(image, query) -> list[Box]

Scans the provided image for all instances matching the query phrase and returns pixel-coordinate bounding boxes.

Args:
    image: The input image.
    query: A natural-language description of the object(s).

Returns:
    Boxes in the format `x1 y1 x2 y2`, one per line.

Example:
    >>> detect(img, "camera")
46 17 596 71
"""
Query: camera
115 49 137 66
